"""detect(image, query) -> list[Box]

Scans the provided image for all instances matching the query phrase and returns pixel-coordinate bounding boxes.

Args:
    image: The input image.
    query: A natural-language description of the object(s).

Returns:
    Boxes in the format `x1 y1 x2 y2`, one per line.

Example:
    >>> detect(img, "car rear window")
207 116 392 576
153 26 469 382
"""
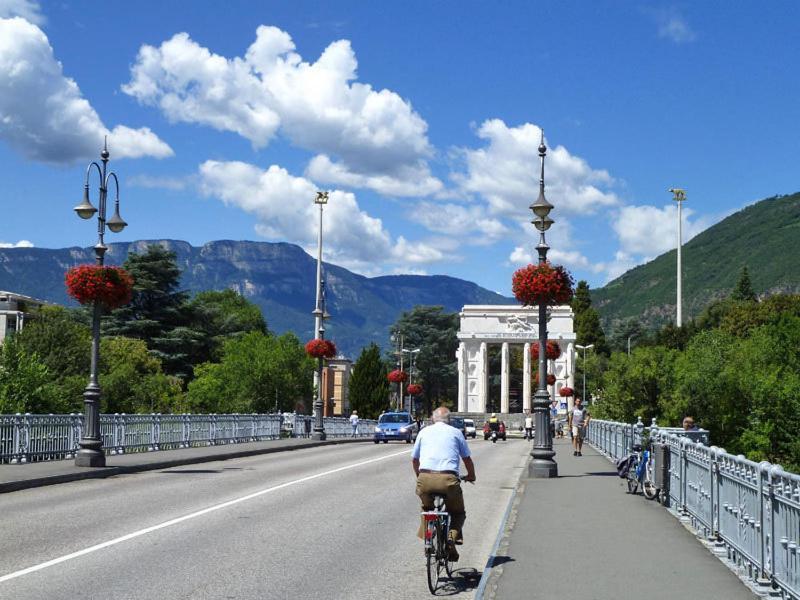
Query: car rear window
379 414 411 424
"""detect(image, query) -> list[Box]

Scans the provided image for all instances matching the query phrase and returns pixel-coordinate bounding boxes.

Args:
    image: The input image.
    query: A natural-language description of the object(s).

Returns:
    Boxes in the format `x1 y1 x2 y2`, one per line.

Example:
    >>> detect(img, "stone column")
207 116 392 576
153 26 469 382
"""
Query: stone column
523 342 531 412
567 342 576 411
500 342 509 414
457 342 466 412
479 342 488 413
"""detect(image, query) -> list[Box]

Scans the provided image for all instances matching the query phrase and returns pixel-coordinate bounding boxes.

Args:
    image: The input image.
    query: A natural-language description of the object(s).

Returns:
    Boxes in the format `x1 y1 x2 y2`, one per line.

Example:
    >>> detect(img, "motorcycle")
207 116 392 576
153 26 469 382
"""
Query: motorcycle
491 429 498 443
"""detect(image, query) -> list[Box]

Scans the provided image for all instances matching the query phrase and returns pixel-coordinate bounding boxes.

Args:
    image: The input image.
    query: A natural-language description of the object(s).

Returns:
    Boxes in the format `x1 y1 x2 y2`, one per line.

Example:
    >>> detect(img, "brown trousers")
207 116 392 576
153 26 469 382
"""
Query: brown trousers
416 472 466 542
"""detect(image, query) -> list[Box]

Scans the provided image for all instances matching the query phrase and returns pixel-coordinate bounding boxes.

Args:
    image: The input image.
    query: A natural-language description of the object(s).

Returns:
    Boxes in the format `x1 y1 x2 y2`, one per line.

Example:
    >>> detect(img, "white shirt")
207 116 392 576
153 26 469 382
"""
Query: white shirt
349 414 359 425
412 421 471 474
524 416 533 428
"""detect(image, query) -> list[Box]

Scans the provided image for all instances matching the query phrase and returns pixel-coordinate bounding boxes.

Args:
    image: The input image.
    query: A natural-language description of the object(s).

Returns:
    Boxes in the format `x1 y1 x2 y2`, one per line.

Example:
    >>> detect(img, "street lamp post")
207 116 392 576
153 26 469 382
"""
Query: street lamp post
627 334 636 357
312 191 328 441
391 333 404 411
575 344 594 404
529 132 558 479
72 139 127 467
669 188 687 327
403 347 420 412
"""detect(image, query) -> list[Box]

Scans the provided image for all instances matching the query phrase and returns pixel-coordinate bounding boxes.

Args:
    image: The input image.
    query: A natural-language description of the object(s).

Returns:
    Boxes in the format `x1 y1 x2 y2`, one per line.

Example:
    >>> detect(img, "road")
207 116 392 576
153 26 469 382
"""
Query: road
0 437 529 599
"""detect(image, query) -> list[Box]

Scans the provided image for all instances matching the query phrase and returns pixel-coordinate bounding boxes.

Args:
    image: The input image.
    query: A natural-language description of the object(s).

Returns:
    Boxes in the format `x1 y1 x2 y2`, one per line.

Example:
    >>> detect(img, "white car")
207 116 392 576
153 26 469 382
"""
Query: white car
464 418 477 439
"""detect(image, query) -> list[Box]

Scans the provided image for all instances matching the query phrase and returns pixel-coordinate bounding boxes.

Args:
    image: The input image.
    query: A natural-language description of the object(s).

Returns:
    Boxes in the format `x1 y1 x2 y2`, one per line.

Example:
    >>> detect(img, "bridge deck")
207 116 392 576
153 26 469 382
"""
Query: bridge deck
488 438 758 599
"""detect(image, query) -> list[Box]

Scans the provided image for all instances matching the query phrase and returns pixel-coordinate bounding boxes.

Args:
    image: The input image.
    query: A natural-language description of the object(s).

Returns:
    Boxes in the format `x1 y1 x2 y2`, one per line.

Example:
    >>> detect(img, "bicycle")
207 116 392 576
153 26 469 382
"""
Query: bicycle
626 442 658 499
422 477 471 594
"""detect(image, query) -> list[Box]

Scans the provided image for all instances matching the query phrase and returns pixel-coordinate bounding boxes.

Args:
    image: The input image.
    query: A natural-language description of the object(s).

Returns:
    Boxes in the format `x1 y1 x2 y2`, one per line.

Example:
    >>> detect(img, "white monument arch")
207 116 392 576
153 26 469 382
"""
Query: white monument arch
456 305 576 414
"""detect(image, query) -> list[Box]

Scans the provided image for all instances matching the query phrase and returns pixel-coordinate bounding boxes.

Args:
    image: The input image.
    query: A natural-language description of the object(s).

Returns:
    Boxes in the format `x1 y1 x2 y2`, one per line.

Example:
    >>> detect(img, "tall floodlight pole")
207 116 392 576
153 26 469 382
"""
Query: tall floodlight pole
575 344 594 404
72 138 128 467
529 132 558 479
669 188 687 326
312 191 329 440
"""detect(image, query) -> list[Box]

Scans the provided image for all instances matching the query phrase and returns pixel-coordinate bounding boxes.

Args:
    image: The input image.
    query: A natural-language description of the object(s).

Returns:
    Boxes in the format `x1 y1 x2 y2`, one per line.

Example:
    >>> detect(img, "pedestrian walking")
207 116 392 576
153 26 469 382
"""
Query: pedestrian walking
524 410 534 441
568 397 590 456
350 410 359 437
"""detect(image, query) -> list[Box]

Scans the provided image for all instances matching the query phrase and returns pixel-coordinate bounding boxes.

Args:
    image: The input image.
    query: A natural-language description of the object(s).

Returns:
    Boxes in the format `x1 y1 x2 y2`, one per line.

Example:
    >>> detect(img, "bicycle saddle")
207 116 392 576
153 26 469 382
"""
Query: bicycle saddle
631 443 642 452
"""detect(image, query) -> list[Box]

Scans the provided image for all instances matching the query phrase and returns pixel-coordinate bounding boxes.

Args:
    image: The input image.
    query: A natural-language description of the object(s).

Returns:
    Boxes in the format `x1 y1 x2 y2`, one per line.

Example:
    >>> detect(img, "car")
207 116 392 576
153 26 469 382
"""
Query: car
450 416 467 438
483 420 507 441
464 418 477 439
374 411 418 444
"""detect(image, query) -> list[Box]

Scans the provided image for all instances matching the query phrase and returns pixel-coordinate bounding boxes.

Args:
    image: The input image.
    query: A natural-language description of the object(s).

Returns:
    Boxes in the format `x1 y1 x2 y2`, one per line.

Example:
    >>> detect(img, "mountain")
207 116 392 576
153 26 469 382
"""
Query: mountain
0 239 512 357
593 191 800 331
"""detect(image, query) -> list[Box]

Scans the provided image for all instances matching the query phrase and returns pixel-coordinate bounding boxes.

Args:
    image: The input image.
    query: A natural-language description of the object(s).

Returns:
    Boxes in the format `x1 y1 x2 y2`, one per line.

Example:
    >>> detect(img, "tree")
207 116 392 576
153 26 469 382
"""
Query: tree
732 266 757 302
348 343 391 419
15 305 90 380
0 337 60 414
187 331 313 414
571 281 609 355
104 245 203 380
188 289 268 363
390 306 459 414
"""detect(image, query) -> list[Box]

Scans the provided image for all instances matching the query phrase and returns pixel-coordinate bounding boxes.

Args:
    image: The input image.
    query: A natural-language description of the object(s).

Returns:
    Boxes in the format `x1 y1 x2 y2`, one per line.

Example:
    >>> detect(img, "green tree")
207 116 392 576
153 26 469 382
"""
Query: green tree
572 281 609 355
188 289 268 363
104 245 203 379
390 306 459 414
0 337 60 413
15 305 90 380
732 266 757 302
187 331 313 414
348 343 391 419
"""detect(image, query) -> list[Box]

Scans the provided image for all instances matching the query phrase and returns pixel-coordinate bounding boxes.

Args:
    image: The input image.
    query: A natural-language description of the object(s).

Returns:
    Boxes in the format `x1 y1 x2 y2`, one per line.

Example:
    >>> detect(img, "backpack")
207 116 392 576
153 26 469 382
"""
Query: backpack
615 454 635 478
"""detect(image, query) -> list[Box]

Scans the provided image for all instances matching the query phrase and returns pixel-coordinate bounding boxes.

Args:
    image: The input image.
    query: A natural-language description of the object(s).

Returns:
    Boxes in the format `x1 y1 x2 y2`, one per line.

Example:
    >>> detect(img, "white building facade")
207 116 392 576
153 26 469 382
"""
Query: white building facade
456 305 577 414
0 291 47 344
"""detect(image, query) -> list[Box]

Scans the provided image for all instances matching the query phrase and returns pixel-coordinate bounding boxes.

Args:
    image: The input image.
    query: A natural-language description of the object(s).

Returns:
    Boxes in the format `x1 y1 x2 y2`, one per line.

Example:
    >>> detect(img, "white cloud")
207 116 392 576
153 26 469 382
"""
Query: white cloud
0 239 33 248
454 119 619 218
408 201 508 243
657 12 696 44
612 203 709 258
123 26 439 196
0 17 173 164
128 174 190 190
0 0 43 25
197 160 446 273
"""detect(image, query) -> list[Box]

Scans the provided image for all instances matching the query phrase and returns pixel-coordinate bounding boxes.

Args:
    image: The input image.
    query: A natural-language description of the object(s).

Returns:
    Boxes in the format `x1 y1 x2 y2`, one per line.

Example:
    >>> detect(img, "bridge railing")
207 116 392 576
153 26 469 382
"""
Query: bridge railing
1 413 377 464
588 417 800 599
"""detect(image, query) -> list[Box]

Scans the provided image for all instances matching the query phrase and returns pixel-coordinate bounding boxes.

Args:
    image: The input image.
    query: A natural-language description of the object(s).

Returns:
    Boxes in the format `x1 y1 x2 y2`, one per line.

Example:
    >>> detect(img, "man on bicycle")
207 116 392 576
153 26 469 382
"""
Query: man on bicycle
412 406 476 561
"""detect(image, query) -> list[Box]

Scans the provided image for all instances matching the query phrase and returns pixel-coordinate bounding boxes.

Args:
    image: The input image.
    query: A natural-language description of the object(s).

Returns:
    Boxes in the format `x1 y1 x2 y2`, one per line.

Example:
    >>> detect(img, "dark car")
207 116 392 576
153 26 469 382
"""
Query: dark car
450 416 467 438
374 412 418 444
483 420 507 441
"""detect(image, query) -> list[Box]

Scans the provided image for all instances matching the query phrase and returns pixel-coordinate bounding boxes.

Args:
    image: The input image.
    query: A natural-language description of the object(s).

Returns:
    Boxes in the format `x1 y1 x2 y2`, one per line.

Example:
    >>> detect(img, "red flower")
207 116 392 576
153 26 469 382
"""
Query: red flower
559 386 574 397
511 263 574 306
533 372 557 386
407 383 423 395
388 369 408 383
305 339 337 359
531 340 562 361
65 265 133 310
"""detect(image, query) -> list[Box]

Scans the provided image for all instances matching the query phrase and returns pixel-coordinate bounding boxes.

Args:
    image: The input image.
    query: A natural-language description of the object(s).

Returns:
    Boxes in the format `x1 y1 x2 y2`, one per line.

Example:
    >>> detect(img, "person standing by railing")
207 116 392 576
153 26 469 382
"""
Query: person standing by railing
350 410 359 437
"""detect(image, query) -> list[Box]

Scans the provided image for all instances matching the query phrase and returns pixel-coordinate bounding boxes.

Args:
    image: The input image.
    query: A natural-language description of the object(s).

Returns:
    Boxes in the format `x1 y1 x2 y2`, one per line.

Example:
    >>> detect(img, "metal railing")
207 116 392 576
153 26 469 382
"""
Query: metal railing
1 413 377 464
588 417 800 599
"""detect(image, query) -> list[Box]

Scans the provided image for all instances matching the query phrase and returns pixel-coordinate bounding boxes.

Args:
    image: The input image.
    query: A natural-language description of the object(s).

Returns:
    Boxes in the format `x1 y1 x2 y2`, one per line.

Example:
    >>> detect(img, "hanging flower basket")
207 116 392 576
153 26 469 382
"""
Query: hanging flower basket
559 386 574 397
388 369 408 383
305 339 337 359
533 372 557 386
512 263 574 306
407 383 423 395
65 264 133 310
531 340 562 361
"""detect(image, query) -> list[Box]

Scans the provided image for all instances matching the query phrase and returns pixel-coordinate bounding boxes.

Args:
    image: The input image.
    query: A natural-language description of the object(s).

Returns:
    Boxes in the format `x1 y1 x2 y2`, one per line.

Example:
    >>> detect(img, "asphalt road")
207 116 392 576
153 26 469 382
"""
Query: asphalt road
0 437 530 599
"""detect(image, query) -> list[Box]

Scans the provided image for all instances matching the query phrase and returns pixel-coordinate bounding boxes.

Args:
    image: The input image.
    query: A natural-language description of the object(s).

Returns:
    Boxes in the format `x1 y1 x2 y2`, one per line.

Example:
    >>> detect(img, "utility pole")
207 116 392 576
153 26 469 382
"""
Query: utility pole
669 188 687 326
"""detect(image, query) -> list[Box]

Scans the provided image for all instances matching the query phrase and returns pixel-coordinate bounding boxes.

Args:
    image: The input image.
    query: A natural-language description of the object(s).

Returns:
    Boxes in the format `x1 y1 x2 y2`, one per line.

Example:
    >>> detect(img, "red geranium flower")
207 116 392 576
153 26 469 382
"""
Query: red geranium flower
559 386 574 397
388 369 408 383
65 265 133 310
533 372 557 386
512 262 574 306
305 339 337 359
407 384 423 395
531 340 562 361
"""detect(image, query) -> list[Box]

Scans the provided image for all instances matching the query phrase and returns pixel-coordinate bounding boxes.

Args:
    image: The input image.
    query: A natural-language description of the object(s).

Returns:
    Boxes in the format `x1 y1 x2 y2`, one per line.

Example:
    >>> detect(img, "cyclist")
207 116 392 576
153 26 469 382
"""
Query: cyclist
412 406 476 561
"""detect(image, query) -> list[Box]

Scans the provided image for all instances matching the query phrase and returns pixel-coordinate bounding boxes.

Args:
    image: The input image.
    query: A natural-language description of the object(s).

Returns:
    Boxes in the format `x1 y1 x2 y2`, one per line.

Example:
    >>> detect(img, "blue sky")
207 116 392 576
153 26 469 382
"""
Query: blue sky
1 1 798 294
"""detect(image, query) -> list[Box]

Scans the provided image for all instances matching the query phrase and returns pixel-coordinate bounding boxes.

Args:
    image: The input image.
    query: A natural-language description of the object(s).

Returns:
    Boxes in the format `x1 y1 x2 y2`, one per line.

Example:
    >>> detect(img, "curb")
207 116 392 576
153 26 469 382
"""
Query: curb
475 458 528 600
0 438 370 494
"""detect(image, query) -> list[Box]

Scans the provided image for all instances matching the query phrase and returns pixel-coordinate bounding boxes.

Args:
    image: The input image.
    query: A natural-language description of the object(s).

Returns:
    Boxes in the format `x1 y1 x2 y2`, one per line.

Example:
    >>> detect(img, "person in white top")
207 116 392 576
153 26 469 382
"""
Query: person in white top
412 406 476 561
349 411 359 437
568 397 590 456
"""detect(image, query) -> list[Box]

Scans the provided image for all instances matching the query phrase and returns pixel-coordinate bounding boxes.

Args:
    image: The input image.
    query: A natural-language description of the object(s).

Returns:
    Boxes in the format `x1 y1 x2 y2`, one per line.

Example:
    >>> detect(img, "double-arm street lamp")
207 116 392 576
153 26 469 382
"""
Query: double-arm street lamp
575 344 594 405
390 333 404 411
312 191 329 440
72 139 127 467
529 133 558 479
402 347 420 412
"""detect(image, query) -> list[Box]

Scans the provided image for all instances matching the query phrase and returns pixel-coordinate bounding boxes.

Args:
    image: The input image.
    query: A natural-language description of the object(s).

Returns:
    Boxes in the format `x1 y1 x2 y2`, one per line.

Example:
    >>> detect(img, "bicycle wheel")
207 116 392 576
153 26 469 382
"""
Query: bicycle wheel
426 522 439 593
642 460 658 500
626 463 639 494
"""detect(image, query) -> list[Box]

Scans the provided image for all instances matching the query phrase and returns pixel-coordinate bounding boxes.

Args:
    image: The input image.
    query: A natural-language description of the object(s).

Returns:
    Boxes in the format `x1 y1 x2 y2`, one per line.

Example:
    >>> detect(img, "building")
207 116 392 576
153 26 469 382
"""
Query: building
321 357 353 417
0 291 47 344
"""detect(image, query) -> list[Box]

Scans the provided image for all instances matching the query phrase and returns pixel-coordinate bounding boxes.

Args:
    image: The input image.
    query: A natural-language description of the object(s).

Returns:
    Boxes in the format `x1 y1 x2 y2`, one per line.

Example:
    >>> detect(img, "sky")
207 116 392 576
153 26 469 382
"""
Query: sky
0 1 798 295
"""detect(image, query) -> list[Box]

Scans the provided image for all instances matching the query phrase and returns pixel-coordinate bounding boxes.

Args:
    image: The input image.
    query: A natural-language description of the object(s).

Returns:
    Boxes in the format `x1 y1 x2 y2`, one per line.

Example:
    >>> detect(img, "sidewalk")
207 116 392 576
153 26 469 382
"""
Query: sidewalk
481 438 758 600
0 437 370 494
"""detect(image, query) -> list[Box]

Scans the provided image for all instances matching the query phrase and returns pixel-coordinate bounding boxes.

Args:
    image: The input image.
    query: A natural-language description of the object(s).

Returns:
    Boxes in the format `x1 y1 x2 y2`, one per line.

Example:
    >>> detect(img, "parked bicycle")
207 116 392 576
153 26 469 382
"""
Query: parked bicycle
617 441 658 500
422 477 471 593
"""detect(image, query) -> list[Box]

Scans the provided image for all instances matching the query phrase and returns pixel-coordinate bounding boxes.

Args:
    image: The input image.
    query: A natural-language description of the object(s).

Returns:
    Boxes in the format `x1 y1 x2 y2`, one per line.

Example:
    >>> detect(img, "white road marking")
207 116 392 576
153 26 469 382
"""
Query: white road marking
0 448 411 584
